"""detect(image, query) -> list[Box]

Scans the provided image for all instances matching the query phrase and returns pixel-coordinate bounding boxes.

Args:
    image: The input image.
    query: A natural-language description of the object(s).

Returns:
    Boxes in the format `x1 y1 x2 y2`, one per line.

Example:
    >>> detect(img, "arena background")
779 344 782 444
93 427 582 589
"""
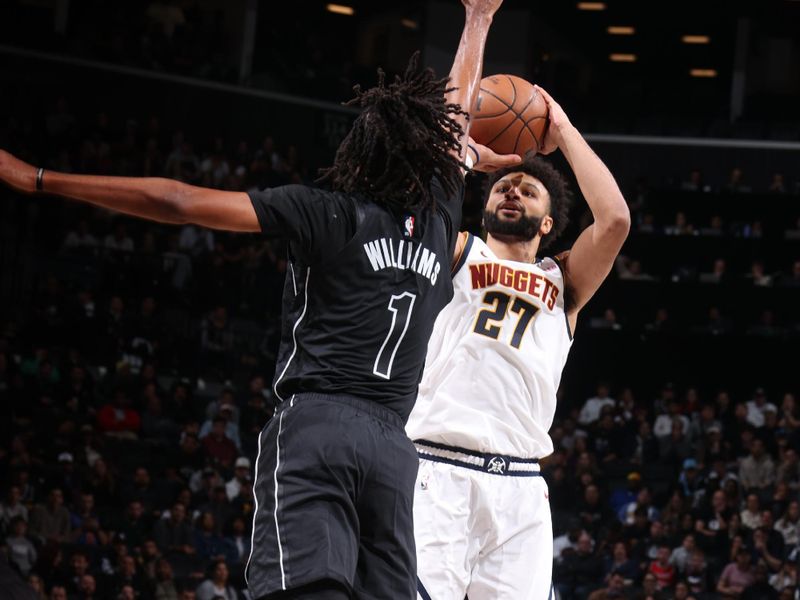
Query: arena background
1 1 799 599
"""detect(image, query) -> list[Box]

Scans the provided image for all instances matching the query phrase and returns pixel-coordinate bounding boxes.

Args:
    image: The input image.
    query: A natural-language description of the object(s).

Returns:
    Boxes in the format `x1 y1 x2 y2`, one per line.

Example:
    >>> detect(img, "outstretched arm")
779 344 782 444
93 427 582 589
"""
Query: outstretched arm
446 0 504 162
0 150 260 232
535 86 630 322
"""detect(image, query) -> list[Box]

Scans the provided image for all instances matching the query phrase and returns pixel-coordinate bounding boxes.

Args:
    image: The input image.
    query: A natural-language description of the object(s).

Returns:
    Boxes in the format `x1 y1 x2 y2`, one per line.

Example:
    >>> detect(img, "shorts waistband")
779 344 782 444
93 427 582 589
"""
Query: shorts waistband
414 439 541 477
277 393 404 429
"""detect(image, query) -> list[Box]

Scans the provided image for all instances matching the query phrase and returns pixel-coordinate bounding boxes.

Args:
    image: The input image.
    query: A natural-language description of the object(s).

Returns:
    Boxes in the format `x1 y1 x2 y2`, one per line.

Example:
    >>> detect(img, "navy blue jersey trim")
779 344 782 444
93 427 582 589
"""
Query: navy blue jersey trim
414 439 539 464
417 578 433 600
451 233 474 275
417 452 542 478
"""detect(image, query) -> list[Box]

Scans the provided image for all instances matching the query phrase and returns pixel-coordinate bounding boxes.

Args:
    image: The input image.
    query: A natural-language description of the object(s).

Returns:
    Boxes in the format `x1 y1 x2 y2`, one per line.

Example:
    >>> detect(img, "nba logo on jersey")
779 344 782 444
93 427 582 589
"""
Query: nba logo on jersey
403 215 415 237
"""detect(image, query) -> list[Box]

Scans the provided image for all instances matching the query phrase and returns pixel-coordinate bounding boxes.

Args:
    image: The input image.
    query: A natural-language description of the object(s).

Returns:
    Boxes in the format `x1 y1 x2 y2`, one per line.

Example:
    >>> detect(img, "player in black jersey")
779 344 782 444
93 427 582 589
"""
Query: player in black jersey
0 1 516 598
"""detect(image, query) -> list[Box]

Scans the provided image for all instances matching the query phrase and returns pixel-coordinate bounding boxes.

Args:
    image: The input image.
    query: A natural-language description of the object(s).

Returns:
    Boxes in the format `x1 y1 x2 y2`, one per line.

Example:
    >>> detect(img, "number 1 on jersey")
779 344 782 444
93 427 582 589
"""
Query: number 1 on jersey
474 291 538 349
374 292 417 379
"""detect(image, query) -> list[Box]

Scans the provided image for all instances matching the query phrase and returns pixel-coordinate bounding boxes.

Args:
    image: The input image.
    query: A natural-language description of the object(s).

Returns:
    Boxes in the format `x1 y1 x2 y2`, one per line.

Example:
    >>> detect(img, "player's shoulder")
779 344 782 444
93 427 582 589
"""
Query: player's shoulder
538 252 569 279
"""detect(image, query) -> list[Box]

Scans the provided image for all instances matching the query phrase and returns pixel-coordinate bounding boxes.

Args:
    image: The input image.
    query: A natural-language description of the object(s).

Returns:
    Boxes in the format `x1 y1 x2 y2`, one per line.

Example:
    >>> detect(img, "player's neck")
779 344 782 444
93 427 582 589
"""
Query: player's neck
486 234 540 263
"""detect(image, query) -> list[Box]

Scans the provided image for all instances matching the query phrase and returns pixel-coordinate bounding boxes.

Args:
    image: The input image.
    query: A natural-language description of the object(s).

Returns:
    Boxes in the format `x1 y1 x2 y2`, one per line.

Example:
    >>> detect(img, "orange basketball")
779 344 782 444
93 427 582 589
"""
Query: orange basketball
470 74 549 156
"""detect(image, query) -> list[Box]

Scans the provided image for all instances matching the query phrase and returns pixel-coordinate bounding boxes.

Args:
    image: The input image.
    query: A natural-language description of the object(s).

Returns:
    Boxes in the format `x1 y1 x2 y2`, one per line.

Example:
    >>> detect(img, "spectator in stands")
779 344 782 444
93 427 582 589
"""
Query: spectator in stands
669 533 696 575
6 516 37 575
718 546 756 598
654 396 690 439
225 515 251 566
685 548 710 596
724 167 752 194
578 382 616 426
0 486 28 530
153 502 194 558
587 571 627 600
739 438 776 492
777 393 800 434
648 544 676 590
555 530 604 600
195 560 237 600
199 403 240 450
746 388 777 428
604 541 640 583
192 512 234 563
699 258 729 284
664 211 695 236
741 494 763 530
28 488 71 545
577 484 615 538
225 457 251 502
108 555 151 599
64 551 92 597
201 417 237 469
117 500 149 551
96 390 141 437
153 558 179 600
77 572 99 600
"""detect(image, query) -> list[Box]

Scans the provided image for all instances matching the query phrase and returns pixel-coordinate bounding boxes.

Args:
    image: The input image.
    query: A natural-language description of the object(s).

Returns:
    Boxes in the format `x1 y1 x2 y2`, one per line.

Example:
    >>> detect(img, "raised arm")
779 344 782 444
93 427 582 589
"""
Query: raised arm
446 0 504 162
0 150 260 232
534 86 630 319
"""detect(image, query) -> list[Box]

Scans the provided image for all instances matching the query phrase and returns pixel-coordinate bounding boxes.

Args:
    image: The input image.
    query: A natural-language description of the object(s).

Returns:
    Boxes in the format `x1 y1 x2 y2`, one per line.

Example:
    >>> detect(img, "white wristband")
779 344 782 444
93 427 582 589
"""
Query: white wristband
465 153 474 170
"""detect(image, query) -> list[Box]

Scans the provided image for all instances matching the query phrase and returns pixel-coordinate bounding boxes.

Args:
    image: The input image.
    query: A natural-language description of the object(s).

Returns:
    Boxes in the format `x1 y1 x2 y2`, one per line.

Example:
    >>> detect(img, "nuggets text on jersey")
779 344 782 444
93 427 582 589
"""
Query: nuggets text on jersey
469 262 559 310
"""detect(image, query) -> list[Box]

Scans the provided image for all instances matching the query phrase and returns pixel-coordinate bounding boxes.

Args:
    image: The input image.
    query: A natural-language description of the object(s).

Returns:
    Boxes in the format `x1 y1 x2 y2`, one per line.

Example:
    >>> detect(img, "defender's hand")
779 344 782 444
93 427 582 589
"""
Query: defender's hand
461 0 504 17
533 85 574 155
0 150 38 194
469 141 521 173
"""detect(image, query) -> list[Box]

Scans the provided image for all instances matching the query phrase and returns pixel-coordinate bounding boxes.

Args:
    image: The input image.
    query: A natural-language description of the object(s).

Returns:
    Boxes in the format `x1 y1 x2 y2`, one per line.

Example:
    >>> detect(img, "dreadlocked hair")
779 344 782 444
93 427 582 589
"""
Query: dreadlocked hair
317 52 467 212
485 152 574 250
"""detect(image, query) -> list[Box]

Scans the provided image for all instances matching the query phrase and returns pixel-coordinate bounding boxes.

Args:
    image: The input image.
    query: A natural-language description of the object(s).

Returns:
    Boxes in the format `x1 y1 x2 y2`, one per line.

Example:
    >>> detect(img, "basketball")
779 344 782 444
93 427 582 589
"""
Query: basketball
470 74 549 156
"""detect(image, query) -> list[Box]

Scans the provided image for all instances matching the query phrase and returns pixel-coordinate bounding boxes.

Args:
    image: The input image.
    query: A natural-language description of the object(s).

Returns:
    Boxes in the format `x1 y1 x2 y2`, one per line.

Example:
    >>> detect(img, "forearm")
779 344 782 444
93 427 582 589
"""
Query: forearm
447 9 495 156
559 126 630 228
42 171 189 224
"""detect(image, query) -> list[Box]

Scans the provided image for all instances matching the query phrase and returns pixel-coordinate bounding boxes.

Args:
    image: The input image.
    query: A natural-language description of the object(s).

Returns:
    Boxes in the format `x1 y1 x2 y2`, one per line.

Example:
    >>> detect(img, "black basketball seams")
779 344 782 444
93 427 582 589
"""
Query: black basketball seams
487 92 537 149
523 115 548 152
475 87 515 119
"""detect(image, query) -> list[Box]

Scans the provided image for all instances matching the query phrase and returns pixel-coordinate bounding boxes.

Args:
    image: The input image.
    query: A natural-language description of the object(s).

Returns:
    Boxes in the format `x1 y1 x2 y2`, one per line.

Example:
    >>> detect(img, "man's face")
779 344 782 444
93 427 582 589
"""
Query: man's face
484 173 552 241
72 554 88 573
51 587 68 600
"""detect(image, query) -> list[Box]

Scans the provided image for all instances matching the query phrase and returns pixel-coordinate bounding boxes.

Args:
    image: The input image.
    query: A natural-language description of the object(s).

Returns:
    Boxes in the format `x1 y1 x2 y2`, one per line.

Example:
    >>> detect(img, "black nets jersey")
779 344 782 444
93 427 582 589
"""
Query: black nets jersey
248 179 462 422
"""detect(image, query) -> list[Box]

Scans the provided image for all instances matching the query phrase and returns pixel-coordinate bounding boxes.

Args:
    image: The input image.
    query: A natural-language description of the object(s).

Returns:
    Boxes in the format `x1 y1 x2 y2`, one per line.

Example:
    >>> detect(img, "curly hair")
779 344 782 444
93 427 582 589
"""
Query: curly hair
318 52 467 212
485 152 573 250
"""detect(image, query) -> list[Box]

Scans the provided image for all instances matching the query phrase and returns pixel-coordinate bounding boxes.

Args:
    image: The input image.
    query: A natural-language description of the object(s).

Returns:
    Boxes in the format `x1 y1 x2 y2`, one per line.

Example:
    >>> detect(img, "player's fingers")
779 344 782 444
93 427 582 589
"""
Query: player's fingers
497 154 522 167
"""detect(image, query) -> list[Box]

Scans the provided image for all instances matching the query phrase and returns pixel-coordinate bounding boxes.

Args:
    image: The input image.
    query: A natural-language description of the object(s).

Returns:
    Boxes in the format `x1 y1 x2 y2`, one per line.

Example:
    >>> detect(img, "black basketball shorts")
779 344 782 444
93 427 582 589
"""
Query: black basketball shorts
246 393 419 599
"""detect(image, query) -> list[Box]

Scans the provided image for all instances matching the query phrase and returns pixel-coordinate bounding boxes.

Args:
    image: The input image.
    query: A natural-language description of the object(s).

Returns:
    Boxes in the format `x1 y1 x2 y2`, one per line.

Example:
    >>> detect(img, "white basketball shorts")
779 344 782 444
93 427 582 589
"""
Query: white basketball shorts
413 441 554 600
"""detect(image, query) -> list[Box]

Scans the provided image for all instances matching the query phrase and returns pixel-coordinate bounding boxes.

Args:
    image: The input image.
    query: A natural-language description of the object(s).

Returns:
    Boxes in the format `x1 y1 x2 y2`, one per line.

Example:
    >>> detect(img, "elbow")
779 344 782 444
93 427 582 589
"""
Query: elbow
601 204 631 239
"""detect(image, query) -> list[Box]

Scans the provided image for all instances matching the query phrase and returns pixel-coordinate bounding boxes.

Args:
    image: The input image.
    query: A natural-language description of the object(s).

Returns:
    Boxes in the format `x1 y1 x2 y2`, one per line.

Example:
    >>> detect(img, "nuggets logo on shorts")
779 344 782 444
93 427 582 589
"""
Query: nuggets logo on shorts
487 456 506 474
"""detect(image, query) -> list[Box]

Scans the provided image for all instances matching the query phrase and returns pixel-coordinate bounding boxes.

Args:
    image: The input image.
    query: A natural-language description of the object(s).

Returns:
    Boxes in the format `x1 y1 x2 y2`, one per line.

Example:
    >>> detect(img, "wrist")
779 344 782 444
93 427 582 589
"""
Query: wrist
464 10 494 26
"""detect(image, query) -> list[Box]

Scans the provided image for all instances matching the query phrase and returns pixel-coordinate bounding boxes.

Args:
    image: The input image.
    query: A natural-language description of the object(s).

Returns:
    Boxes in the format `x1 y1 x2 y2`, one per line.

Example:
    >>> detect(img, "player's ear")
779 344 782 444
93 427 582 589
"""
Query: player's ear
540 215 554 236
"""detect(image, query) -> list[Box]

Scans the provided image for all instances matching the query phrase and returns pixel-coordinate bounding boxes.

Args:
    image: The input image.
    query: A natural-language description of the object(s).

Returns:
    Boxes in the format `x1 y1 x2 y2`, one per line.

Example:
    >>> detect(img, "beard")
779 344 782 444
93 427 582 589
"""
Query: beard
482 208 542 241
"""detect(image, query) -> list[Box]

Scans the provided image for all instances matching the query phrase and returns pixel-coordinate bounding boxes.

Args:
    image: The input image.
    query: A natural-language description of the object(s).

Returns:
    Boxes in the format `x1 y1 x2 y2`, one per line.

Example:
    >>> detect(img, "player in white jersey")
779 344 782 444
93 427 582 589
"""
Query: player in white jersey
408 86 631 600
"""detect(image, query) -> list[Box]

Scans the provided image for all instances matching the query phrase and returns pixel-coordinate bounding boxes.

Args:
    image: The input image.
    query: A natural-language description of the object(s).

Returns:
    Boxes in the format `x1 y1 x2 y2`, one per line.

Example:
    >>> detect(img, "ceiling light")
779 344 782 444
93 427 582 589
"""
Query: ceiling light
682 35 710 44
326 3 354 16
607 26 635 35
690 69 717 77
577 2 606 10
610 53 637 62
401 18 419 30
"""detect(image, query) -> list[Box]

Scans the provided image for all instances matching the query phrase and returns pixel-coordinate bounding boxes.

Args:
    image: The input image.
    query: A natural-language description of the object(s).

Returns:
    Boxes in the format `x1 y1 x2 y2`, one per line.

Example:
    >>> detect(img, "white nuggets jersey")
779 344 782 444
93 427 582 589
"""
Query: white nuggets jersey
407 233 573 458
